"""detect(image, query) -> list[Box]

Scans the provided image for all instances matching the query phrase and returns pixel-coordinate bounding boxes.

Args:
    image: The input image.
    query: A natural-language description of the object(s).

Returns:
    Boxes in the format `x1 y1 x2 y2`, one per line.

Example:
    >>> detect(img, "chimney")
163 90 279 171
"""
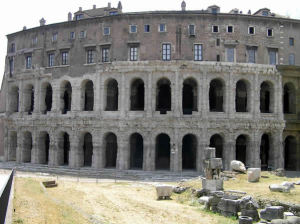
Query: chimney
108 2 111 8
118 1 122 10
68 12 72 21
93 5 96 9
79 7 82 11
181 1 186 11
248 10 251 15
23 26 27 30
40 18 46 26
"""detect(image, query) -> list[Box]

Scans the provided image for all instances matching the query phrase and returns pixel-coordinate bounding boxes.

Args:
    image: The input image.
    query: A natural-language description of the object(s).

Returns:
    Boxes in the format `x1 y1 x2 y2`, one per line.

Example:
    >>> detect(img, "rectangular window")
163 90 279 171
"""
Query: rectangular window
130 25 137 33
9 58 14 76
162 43 171 61
129 47 138 61
189 25 195 36
144 24 150 32
76 14 83 20
102 48 109 62
109 11 118 15
70 32 75 40
25 55 32 69
248 26 255 35
268 48 277 65
289 54 295 65
159 24 166 32
61 51 69 65
247 47 257 63
226 47 235 62
212 25 219 33
79 31 86 39
52 33 58 42
48 53 54 67
262 10 269 16
87 49 95 64
216 54 220 61
103 27 110 35
289 37 294 46
194 44 203 61
267 28 273 37
10 43 15 53
216 38 220 46
32 36 37 46
227 26 234 33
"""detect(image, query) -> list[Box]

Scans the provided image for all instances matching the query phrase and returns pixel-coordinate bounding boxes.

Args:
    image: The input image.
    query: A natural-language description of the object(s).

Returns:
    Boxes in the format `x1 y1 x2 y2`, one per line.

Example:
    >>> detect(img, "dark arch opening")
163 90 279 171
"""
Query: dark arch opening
8 132 17 161
45 84 53 113
260 134 270 170
156 78 171 114
155 133 170 170
130 79 145 111
83 80 94 111
236 135 247 165
63 132 70 165
260 82 272 113
45 133 50 163
38 132 50 164
210 134 223 159
130 133 144 169
209 79 224 112
9 86 19 112
182 134 197 170
83 133 93 167
283 83 296 114
284 136 297 170
105 133 118 168
62 82 72 114
24 85 34 114
106 79 118 111
182 78 198 115
23 132 32 163
236 80 248 112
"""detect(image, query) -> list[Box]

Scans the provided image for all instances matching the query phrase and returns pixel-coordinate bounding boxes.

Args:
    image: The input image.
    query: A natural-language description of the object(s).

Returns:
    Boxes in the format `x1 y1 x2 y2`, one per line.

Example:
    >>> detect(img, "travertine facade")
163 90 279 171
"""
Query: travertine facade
0 2 299 171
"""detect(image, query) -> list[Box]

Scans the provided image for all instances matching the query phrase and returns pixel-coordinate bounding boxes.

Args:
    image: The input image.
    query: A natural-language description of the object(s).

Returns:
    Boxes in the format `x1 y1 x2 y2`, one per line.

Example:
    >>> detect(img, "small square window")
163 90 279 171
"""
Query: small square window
262 11 269 16
248 26 255 35
267 28 273 37
76 14 83 20
159 24 166 32
227 26 233 33
79 31 86 39
52 33 58 42
212 26 219 33
289 37 294 46
144 24 150 32
70 32 75 40
130 25 137 33
103 27 110 35
189 25 195 36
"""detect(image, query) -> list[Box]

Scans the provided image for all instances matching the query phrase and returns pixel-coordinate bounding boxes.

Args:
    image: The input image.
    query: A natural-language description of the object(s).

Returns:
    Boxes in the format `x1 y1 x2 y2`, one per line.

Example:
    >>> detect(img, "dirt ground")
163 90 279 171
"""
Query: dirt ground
12 176 235 224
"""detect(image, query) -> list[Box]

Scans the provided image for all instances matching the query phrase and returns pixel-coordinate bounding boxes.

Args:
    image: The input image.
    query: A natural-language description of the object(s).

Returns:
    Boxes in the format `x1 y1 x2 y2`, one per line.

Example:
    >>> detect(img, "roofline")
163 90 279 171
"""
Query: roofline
6 10 300 37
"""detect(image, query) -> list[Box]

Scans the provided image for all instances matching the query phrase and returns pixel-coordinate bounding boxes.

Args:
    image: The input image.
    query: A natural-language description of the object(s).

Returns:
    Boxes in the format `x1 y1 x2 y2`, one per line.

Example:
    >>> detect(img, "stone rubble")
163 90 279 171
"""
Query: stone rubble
231 160 247 173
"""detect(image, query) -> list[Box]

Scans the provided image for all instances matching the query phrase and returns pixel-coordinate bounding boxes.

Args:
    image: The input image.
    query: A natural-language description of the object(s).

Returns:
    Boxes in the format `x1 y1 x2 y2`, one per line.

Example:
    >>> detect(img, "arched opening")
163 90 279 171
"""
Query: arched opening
236 135 247 165
182 134 197 170
105 133 117 168
210 134 223 159
8 131 17 161
38 132 50 164
83 133 93 167
283 83 296 114
130 79 145 111
156 78 171 114
22 131 32 163
155 133 170 170
130 133 144 169
61 81 72 114
182 78 198 115
41 82 52 114
9 86 19 112
82 80 94 111
260 81 273 113
235 80 248 112
209 79 224 112
284 136 297 170
58 132 70 165
24 84 34 114
260 134 270 170
105 79 118 111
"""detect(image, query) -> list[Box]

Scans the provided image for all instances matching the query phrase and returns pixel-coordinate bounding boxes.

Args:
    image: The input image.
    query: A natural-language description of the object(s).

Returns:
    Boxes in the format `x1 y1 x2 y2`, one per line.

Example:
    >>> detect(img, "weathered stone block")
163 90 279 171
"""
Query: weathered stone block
247 168 261 182
208 158 223 169
260 206 284 221
271 219 289 224
204 147 216 160
202 179 223 191
199 196 212 205
239 216 253 224
218 198 240 217
155 185 173 199
269 184 290 193
281 181 295 189
284 212 294 219
231 160 246 173
241 210 259 222
286 216 300 224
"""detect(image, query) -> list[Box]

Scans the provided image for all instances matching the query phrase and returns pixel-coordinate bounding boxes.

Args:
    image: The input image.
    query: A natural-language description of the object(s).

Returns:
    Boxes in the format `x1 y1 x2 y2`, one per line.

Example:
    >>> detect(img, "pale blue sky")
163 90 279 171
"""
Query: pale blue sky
1 0 300 86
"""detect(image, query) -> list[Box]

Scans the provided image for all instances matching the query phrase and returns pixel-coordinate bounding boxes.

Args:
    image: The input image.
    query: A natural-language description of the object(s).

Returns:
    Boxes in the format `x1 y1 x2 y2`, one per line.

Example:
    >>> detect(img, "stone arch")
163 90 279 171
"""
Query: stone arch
284 136 297 170
129 133 144 169
38 131 50 164
58 131 70 165
260 133 271 170
23 84 34 114
8 131 17 161
81 132 93 167
105 79 118 111
155 133 171 170
182 78 198 115
235 79 249 112
236 134 249 165
260 81 274 113
130 78 145 111
182 134 197 170
81 80 94 111
104 132 118 168
156 78 171 114
22 131 32 163
40 82 52 114
209 134 223 159
283 83 296 114
9 86 19 112
209 78 224 112
60 81 72 114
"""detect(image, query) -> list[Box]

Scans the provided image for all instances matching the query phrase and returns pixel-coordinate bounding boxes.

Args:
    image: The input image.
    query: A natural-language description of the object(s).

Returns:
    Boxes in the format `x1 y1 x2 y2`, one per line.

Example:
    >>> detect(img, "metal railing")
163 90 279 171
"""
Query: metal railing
0 170 14 224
